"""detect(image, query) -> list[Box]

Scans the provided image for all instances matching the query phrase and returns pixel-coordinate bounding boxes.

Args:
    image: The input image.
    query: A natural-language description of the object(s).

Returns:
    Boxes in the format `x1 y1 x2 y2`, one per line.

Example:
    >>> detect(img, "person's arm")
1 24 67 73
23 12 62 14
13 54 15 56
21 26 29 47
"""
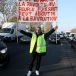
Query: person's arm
44 26 58 39
44 29 55 39
19 30 32 37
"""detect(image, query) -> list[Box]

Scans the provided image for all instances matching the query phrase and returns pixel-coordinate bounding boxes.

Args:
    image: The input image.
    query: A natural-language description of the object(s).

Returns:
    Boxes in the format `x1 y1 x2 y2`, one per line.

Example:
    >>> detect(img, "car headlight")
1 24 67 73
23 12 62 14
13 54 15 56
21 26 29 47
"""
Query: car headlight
0 48 7 54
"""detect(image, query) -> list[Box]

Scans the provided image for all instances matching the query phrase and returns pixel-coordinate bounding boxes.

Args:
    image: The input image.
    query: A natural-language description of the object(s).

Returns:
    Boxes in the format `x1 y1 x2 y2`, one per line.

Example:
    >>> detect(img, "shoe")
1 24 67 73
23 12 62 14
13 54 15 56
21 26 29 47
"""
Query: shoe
27 71 32 76
35 70 39 76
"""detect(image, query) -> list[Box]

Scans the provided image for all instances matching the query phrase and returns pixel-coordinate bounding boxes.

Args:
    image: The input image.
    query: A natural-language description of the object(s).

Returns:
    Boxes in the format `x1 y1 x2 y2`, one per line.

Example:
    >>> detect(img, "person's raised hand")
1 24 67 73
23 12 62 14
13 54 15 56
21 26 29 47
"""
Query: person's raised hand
54 26 58 30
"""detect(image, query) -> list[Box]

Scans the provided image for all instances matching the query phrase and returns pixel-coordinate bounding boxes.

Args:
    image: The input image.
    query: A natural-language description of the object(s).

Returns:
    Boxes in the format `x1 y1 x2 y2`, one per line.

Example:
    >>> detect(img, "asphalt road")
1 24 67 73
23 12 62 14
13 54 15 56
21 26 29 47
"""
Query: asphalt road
0 39 76 76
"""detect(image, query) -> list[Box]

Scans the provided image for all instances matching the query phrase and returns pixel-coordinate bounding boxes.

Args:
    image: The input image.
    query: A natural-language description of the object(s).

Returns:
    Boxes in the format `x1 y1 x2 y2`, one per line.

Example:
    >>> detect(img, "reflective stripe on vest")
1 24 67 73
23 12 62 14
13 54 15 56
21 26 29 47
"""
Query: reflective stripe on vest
30 33 46 53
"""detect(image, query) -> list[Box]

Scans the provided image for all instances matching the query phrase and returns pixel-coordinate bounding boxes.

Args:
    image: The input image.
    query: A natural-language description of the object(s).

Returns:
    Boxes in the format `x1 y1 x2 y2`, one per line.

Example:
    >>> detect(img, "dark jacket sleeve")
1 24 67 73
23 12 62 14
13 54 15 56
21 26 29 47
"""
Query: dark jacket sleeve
20 30 32 38
44 29 55 40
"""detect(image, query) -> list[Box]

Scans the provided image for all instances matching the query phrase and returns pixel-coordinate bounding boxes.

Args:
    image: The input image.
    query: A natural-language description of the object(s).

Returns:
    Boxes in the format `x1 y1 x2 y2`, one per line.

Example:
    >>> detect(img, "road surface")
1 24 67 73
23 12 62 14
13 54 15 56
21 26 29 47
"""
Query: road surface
0 39 76 76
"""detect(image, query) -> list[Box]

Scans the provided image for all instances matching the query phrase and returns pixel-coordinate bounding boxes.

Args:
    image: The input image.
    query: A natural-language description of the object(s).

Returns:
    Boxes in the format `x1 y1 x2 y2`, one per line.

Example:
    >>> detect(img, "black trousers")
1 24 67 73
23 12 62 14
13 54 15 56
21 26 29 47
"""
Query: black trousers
29 52 42 71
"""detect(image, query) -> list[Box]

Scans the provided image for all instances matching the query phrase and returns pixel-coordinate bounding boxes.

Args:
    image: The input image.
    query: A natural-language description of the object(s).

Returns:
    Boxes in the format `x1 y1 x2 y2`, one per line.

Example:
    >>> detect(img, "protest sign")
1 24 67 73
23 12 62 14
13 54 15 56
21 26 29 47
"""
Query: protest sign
18 0 58 22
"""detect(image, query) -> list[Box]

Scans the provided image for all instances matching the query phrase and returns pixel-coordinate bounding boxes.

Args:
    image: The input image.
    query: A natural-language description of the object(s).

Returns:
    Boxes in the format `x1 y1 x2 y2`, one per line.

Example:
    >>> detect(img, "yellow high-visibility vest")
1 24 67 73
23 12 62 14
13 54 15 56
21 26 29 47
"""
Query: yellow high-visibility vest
30 33 46 53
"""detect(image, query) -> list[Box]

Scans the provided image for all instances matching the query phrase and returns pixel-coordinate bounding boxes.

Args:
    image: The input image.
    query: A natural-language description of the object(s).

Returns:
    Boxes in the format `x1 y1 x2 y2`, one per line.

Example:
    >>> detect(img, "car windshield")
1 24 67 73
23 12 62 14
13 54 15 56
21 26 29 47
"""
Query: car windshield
0 28 11 33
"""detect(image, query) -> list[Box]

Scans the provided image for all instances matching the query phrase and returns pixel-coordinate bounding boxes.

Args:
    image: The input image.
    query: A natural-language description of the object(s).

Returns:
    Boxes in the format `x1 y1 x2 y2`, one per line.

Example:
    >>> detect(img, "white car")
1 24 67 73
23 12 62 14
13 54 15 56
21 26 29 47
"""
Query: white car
20 36 31 43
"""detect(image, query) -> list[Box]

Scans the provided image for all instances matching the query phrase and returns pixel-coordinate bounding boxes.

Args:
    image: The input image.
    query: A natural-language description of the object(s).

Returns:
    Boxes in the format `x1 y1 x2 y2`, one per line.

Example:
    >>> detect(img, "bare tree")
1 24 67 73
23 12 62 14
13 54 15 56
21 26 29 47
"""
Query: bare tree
0 0 17 22
0 0 7 22
4 0 17 21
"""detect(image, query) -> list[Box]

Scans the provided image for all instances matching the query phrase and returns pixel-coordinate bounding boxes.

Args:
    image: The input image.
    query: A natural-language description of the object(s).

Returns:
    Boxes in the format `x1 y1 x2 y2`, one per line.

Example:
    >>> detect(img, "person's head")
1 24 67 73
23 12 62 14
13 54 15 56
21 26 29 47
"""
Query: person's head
35 27 42 34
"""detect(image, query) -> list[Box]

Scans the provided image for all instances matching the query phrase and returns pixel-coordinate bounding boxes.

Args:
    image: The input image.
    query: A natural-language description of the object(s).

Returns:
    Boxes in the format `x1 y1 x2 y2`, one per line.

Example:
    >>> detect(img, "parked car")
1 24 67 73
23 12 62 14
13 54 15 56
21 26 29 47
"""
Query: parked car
67 34 76 43
20 36 31 43
0 22 28 41
70 36 76 49
69 33 75 40
49 33 61 44
0 39 9 67
65 32 70 40
59 34 64 39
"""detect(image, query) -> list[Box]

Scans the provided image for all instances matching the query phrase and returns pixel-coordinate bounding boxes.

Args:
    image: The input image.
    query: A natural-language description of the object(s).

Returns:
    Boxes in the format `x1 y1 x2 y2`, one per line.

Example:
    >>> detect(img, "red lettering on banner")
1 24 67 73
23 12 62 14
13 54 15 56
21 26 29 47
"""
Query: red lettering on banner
18 0 58 22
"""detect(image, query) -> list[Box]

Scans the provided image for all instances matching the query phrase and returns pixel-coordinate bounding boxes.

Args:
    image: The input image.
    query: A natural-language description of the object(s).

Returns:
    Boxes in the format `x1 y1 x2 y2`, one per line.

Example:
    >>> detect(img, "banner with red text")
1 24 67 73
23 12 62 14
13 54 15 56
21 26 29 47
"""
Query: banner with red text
18 0 58 22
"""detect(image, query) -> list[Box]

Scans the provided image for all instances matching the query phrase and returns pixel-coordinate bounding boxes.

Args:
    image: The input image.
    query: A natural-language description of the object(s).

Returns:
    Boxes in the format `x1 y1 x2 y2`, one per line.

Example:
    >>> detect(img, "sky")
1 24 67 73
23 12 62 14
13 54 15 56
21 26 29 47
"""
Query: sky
58 0 76 32
0 0 76 32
